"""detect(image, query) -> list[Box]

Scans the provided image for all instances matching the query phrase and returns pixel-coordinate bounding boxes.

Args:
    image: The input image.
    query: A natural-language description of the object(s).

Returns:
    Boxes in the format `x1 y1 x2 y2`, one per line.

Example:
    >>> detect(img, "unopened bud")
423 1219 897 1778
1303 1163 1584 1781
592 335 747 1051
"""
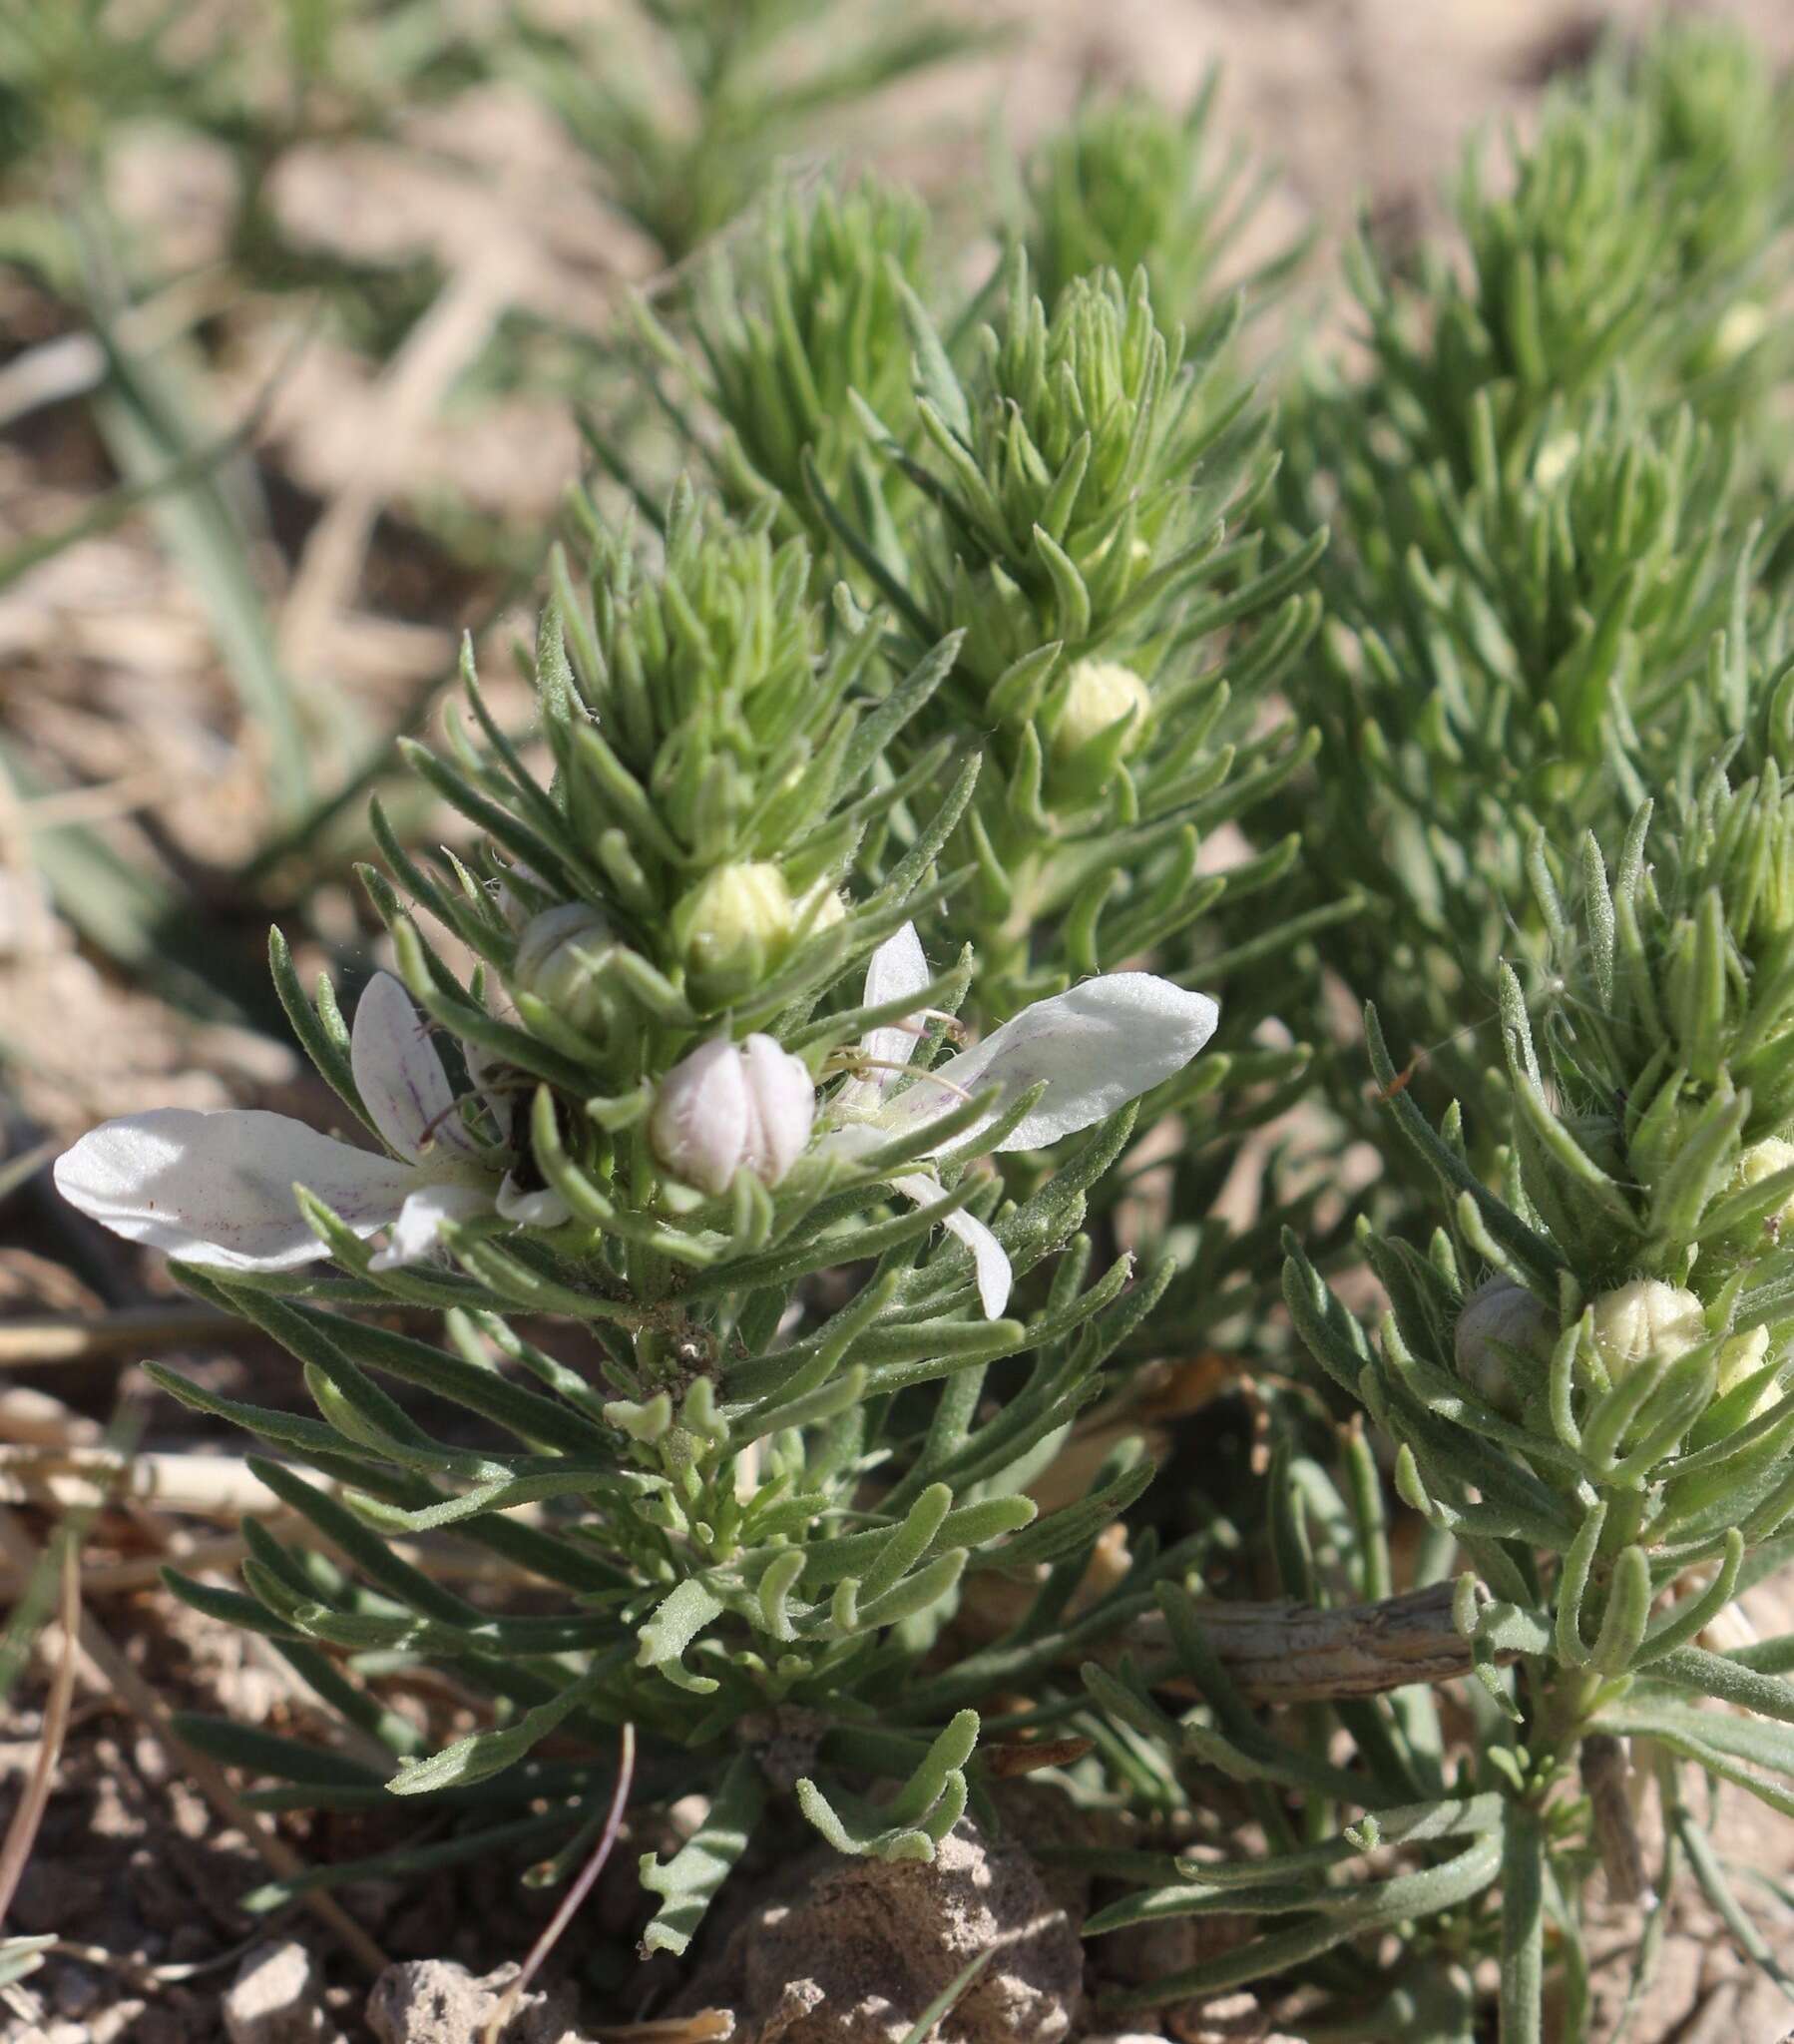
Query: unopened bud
1590 1279 1706 1380
1454 1278 1555 1413
512 903 618 1032
794 880 847 937
1712 299 1768 364
1533 430 1581 490
650 1034 815 1197
1716 1323 1776 1418
1738 1138 1794 1235
1054 659 1151 761
674 863 794 1005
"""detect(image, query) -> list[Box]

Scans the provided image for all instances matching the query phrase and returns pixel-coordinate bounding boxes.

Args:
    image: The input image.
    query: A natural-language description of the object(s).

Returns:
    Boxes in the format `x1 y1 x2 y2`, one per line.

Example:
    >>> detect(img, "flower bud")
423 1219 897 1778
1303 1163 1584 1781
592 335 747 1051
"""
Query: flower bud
1590 1279 1706 1381
673 863 795 1006
1717 1322 1774 1409
1712 298 1768 365
650 1034 815 1197
512 903 619 1033
1454 1278 1555 1413
794 880 847 937
1053 659 1151 761
1737 1138 1794 1234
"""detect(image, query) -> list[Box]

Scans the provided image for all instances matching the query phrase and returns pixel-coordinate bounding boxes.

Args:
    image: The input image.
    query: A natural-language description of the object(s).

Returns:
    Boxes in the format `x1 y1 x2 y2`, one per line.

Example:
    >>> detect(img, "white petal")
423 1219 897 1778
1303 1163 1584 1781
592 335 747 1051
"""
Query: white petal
350 972 482 1166
860 923 932 1077
371 1180 496 1270
885 974 1219 1152
464 1039 515 1142
651 1038 753 1196
891 1171 1012 1319
495 1175 571 1229
740 1034 816 1186
55 1109 419 1272
835 922 933 1120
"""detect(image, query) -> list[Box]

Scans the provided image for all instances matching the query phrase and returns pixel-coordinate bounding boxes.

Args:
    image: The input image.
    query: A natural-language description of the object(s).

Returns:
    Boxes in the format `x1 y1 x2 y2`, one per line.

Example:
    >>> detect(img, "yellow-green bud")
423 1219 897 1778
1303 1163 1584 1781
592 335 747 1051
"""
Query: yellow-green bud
1716 1323 1777 1419
512 903 618 1032
1533 430 1581 489
794 880 847 938
1713 299 1768 364
1737 1138 1794 1235
1054 659 1151 760
673 862 794 1006
1454 1278 1555 1413
1590 1279 1706 1380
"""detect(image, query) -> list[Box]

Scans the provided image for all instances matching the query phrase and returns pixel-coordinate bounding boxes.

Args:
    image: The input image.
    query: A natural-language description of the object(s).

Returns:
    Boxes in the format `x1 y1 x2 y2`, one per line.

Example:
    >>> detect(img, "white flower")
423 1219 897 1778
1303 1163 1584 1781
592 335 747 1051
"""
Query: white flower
53 972 568 1274
650 1035 816 1197
826 924 1219 1319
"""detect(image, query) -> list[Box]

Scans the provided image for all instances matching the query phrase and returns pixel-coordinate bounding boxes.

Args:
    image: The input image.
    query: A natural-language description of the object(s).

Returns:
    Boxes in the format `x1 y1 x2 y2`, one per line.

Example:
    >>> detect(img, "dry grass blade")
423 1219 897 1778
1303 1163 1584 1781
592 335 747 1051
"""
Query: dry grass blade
483 1721 636 2044
0 1386 103 1449
92 325 318 822
597 2014 734 2041
0 1307 231 1368
0 1535 79 1925
0 1507 390 1976
0 1446 282 1517
279 261 518 677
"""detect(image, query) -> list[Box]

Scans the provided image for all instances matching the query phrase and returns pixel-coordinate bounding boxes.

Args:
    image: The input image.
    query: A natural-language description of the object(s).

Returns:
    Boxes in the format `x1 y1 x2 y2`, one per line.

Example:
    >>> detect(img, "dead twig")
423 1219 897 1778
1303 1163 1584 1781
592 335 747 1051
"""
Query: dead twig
278 259 517 676
0 1446 282 1517
1124 1580 1487 1705
0 1535 80 1924
483 1721 636 2044
0 1306 235 1366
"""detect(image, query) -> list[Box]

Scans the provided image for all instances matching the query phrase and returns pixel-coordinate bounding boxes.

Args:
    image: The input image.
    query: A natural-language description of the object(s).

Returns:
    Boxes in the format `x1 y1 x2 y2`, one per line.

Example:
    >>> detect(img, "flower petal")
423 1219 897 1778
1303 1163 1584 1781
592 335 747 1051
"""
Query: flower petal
54 1109 420 1272
885 974 1219 1152
464 1039 514 1142
351 971 484 1166
834 922 932 1120
891 1171 1012 1319
371 1180 496 1271
740 1034 816 1186
861 922 932 1076
495 1175 571 1230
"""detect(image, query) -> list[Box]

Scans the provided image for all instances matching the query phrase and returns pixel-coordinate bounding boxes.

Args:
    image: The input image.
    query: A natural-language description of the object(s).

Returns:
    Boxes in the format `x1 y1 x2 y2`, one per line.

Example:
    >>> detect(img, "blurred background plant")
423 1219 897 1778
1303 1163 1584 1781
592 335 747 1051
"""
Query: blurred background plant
1267 20 1794 1209
8 4 1794 2043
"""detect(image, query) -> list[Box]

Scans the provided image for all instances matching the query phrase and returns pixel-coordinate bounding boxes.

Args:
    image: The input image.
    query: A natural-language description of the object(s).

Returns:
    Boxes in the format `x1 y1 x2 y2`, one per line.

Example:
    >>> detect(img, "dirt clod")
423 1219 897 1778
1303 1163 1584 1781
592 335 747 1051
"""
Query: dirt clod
224 1941 341 2044
687 1817 1082 2044
364 1960 589 2044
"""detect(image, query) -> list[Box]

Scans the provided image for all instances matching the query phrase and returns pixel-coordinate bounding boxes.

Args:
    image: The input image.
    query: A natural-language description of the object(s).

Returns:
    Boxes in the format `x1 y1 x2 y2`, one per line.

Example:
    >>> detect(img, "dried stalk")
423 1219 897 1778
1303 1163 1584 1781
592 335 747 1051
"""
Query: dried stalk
0 1537 79 1924
0 1308 234 1367
0 1448 281 1518
1126 1581 1483 1704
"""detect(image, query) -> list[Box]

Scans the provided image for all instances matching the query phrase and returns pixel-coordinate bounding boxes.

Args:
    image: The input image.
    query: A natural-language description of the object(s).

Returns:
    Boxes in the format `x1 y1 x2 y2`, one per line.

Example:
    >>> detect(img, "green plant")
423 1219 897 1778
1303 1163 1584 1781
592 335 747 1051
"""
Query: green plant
1084 766 1794 2035
1022 74 1311 327
512 0 992 266
1268 20 1794 1201
41 11 1794 2034
55 487 1231 1956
